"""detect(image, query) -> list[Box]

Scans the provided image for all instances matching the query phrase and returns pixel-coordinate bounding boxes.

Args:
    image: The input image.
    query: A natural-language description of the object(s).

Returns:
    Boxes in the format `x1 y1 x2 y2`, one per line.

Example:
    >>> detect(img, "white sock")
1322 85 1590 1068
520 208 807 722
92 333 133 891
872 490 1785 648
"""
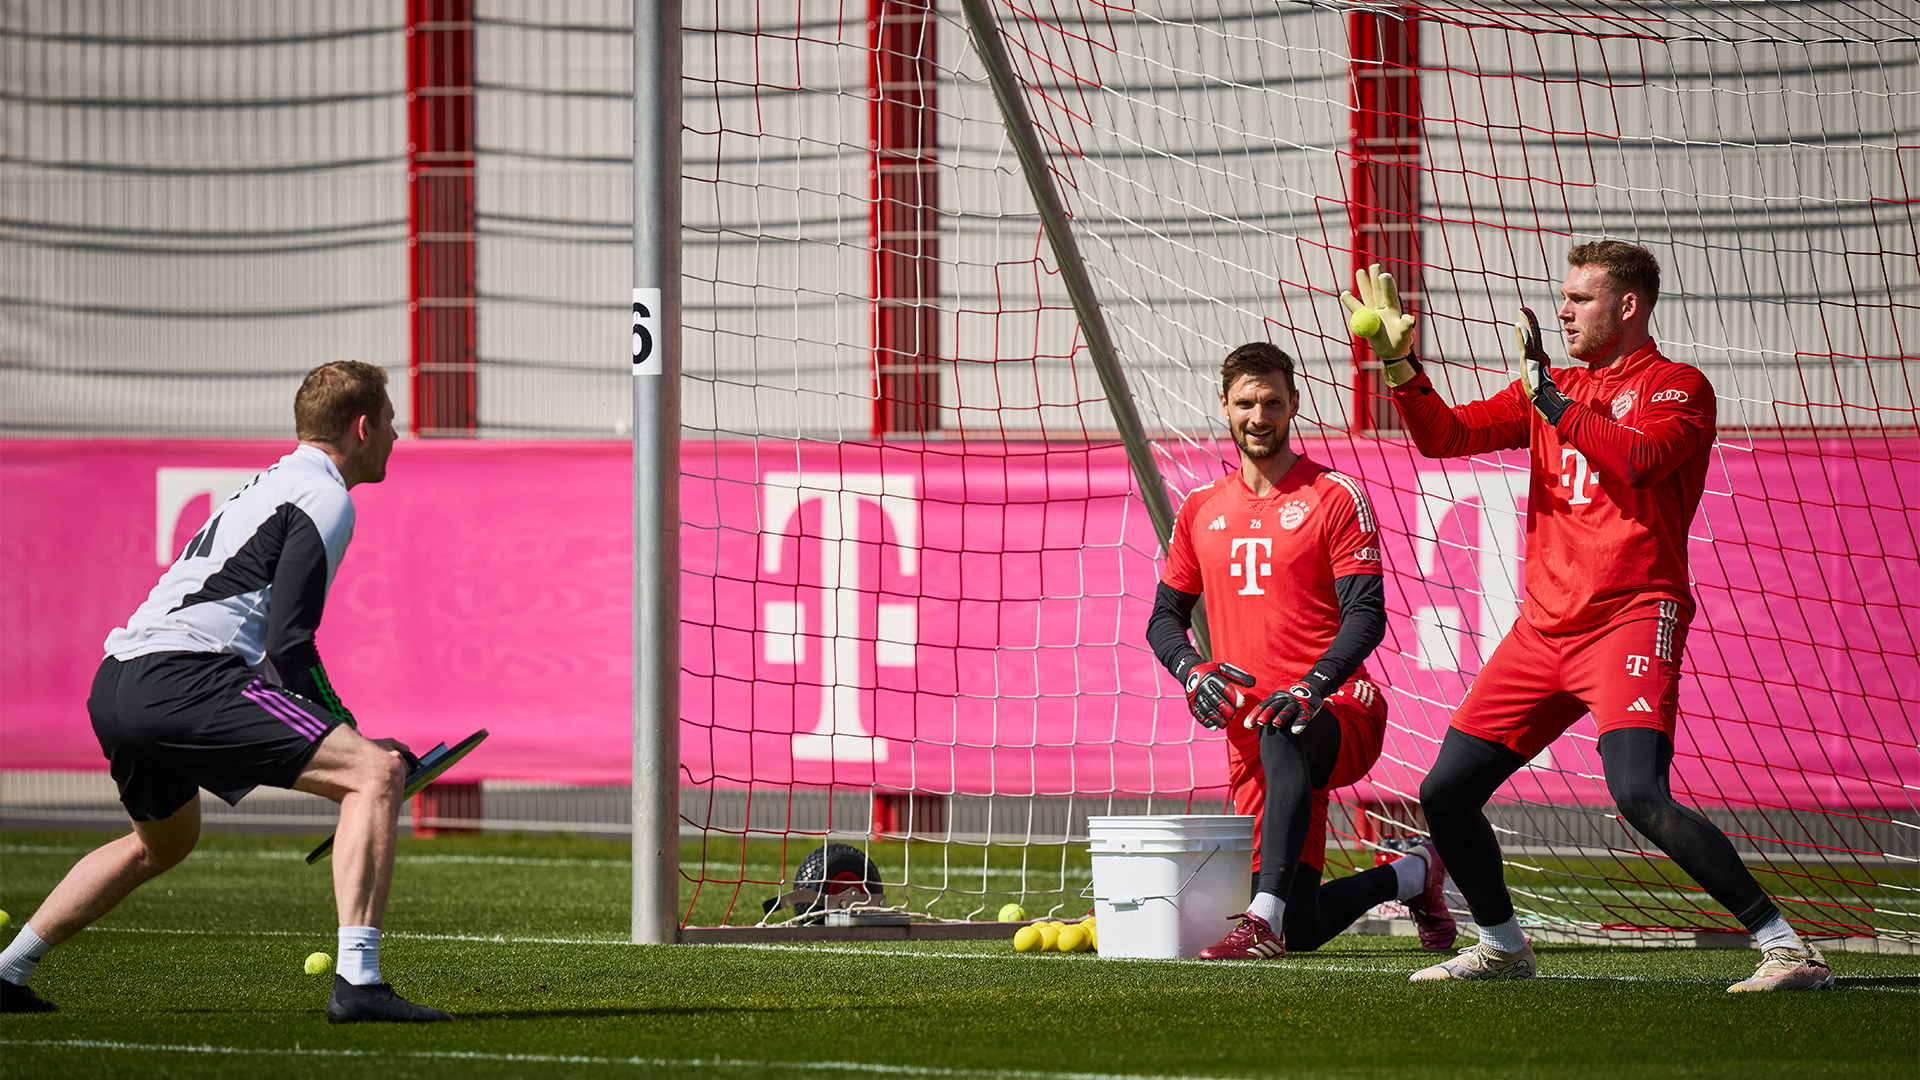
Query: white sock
337 926 383 986
1391 850 1430 902
1247 890 1284 927
1477 917 1527 954
0 924 52 985
1752 913 1804 953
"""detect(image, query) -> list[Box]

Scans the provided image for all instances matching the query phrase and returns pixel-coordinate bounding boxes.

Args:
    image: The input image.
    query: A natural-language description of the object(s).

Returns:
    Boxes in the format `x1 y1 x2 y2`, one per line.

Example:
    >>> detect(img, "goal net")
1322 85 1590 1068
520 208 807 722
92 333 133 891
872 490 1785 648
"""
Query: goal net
676 0 1917 943
2 0 1911 947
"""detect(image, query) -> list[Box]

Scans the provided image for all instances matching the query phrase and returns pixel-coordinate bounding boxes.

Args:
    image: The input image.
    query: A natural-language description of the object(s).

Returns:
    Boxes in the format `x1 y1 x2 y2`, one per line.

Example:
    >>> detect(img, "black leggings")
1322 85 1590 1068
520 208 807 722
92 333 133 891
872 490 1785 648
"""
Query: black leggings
1419 726 1779 931
1254 708 1341 903
1249 708 1402 950
1271 860 1402 953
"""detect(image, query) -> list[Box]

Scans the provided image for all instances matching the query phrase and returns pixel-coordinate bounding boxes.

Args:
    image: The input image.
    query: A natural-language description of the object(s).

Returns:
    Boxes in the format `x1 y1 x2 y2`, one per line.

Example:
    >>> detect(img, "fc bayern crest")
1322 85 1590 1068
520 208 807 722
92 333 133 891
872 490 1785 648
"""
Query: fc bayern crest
1279 500 1311 529
1612 390 1636 420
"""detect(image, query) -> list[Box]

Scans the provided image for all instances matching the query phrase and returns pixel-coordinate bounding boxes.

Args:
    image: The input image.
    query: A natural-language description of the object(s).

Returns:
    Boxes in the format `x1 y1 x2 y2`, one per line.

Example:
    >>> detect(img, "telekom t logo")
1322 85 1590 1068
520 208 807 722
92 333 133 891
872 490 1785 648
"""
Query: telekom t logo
1229 537 1273 595
1412 469 1526 671
155 468 257 565
1560 448 1601 505
761 472 918 762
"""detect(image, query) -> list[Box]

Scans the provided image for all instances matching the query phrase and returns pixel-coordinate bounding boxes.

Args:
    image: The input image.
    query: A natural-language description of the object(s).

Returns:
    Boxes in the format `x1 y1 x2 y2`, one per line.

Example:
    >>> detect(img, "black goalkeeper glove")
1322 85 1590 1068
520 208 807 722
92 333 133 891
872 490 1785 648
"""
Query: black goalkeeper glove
1247 669 1337 734
1516 307 1573 426
1181 660 1257 730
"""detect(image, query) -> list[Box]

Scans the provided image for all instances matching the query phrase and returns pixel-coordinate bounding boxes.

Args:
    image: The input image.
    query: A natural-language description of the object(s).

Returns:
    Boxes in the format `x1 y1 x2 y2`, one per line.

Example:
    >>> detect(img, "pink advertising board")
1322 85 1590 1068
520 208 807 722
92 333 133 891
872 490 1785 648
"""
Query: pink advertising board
2 437 1914 809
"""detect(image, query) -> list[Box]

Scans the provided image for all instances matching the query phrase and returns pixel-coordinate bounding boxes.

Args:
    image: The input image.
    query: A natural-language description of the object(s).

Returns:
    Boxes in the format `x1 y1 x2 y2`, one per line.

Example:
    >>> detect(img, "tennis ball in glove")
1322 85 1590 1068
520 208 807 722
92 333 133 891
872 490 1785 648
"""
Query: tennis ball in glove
998 903 1028 922
1013 925 1043 952
304 951 333 975
1350 306 1384 339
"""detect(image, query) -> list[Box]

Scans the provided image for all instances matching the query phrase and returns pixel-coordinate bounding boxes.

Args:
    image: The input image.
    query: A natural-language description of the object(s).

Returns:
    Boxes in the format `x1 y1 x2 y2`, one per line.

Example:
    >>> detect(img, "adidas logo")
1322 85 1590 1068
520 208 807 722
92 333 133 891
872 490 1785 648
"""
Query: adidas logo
1207 515 1226 531
1627 697 1652 713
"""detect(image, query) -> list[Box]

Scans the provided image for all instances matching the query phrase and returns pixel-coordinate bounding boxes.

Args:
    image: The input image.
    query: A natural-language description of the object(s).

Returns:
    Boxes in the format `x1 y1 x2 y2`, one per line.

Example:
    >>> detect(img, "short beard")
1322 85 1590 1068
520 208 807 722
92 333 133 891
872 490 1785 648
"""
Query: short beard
1236 430 1278 459
1567 325 1619 361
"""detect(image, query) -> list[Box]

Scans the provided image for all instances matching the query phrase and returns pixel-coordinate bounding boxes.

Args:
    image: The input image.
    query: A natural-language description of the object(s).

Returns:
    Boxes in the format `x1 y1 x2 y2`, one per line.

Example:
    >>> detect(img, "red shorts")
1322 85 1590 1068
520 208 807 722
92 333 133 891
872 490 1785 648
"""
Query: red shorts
1453 601 1688 762
1225 675 1388 874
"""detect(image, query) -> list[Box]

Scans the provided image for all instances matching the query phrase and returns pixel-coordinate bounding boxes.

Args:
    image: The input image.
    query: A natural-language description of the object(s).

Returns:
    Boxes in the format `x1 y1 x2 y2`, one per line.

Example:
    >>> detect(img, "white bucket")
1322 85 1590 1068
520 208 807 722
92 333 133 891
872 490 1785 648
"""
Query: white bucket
1088 814 1256 959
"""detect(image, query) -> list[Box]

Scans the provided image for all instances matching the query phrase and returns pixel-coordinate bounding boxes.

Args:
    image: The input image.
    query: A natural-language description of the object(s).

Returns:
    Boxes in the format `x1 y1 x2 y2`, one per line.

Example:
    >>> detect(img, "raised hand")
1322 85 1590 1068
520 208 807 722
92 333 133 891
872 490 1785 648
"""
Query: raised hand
1339 263 1418 361
1515 307 1572 425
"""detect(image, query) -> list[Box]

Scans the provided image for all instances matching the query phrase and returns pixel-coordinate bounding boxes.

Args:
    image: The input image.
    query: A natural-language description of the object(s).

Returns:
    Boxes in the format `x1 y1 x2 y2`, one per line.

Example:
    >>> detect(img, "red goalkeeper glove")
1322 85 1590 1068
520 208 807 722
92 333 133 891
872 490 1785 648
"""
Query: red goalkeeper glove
1248 670 1336 734
1182 661 1256 730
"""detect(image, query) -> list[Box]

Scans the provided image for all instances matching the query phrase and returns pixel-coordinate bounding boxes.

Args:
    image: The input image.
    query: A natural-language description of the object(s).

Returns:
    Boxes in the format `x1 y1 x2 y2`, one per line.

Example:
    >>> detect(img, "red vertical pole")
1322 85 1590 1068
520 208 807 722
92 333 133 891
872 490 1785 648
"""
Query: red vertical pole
871 0 941 438
1348 7 1422 434
408 0 478 436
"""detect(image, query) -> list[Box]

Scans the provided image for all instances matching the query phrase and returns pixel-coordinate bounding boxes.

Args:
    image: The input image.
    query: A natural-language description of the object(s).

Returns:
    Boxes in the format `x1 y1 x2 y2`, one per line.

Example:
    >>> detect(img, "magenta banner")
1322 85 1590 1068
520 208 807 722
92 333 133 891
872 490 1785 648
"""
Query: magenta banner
3 438 1914 810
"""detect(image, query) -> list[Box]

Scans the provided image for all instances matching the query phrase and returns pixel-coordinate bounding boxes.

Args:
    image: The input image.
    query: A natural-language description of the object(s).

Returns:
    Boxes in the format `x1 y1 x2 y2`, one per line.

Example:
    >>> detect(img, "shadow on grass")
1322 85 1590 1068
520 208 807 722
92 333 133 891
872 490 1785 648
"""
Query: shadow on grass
450 1004 805 1022
1834 975 1920 990
1290 947 1439 962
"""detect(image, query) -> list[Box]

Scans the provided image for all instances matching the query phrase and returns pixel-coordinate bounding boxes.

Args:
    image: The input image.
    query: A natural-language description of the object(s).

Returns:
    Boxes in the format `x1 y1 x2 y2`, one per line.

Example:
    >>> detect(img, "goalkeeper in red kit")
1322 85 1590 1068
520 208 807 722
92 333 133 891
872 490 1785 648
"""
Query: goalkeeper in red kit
1343 241 1831 991
1146 342 1456 960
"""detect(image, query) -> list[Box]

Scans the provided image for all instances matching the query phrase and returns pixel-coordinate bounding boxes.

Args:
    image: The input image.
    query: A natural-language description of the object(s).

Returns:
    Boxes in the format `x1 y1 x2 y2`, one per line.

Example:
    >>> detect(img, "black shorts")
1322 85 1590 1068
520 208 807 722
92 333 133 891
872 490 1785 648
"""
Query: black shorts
88 652 344 821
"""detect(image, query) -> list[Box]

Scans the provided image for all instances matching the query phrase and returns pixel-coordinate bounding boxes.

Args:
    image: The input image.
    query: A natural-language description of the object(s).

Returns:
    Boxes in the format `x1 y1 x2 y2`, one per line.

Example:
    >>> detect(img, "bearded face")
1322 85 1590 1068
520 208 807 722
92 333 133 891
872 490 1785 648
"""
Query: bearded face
1222 373 1297 462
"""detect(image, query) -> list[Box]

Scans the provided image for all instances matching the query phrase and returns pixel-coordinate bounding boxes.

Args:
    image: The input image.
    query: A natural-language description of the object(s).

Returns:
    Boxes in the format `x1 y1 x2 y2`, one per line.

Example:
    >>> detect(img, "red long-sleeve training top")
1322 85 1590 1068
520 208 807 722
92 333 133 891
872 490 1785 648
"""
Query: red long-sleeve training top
1390 340 1716 634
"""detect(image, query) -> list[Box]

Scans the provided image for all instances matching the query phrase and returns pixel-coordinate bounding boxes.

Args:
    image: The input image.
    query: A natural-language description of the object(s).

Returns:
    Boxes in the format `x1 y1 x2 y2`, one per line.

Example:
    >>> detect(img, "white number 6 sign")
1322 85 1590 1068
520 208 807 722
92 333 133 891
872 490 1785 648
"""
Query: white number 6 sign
632 287 662 375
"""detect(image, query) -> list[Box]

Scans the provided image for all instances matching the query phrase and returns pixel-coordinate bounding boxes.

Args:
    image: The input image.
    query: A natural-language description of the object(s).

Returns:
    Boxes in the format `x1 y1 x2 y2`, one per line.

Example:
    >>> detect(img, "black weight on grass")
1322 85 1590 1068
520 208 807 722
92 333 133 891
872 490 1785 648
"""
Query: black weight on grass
764 842 884 915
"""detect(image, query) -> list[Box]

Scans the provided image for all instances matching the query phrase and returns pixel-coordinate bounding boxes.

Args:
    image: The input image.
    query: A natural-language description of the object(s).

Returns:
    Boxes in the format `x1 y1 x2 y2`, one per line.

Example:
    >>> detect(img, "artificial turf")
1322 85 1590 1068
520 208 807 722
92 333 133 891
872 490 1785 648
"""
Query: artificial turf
2 828 1915 1080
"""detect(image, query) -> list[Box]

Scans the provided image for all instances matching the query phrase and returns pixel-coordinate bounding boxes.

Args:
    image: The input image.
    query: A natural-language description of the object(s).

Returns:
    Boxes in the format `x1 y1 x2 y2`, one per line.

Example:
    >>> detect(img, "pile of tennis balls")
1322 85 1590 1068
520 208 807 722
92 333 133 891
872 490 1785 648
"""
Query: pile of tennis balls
1000 904 1097 954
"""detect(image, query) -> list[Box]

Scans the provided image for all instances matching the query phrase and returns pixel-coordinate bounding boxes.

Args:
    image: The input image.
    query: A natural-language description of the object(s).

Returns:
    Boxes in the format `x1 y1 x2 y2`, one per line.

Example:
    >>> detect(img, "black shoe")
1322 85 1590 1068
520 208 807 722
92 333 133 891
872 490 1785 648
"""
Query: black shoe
326 975 453 1023
0 978 58 1013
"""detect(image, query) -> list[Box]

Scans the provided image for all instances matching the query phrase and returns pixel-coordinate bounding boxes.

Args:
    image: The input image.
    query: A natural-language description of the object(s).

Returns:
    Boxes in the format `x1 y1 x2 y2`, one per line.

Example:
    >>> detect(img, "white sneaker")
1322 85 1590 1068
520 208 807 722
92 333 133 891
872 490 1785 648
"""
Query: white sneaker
1727 944 1833 993
1410 939 1537 982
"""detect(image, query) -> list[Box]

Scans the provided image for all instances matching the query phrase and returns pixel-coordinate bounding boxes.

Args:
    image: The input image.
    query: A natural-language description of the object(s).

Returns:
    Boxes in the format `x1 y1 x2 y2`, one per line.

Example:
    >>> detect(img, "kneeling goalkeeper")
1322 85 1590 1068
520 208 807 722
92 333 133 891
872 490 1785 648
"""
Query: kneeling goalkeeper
1146 341 1454 959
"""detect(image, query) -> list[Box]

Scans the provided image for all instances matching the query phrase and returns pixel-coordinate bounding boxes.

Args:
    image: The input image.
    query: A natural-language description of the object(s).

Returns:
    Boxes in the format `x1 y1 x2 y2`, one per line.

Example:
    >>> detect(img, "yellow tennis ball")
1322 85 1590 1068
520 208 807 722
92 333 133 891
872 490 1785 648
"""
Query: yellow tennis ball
1350 306 1384 339
1013 925 1043 952
1035 922 1061 951
304 951 332 976
1057 925 1087 953
0 909 10 932
998 903 1028 922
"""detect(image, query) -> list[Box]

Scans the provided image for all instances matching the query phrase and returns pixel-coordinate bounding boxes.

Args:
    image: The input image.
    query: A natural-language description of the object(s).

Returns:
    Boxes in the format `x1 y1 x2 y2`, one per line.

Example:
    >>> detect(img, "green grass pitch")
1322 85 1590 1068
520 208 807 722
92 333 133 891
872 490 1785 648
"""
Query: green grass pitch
2 829 1915 1080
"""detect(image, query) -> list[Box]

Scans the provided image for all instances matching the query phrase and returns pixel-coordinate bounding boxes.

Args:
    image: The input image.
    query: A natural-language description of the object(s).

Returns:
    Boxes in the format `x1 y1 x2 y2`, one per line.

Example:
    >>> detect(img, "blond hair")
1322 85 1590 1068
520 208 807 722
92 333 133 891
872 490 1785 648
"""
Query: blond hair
1568 240 1661 312
295 361 389 443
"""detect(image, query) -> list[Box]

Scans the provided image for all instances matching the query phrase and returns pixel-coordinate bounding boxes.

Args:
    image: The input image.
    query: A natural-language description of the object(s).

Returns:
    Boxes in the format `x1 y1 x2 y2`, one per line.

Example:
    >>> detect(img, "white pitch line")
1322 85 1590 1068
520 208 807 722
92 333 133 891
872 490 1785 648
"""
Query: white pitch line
0 1039 1242 1080
2 845 1081 881
28 932 1920 991
84 925 631 946
12 846 1911 899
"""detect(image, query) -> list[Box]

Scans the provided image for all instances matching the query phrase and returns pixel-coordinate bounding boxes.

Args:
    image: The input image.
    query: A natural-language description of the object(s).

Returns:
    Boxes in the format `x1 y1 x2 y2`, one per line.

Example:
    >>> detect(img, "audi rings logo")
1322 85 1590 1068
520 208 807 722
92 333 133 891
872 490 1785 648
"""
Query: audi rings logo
1649 388 1690 405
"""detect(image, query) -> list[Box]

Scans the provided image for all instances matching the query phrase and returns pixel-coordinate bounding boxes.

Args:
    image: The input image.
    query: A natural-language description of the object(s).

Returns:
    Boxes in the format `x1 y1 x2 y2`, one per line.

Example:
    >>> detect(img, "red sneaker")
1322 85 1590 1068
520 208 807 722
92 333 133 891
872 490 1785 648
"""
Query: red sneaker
1198 913 1285 959
1404 842 1458 951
